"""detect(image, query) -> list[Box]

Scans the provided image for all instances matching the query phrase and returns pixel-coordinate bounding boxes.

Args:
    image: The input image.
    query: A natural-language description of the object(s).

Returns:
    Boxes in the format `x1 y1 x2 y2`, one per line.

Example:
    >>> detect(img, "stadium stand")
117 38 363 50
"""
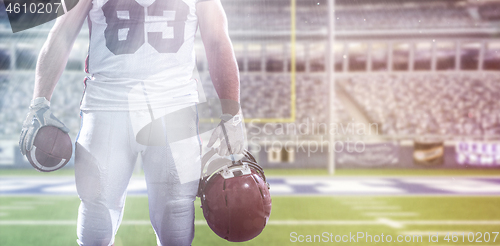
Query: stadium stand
223 0 488 32
341 73 500 136
202 73 349 126
0 71 350 139
334 6 478 31
1 0 499 148
478 2 500 21
241 74 291 119
0 72 85 138
0 3 8 30
0 48 10 70
0 74 8 109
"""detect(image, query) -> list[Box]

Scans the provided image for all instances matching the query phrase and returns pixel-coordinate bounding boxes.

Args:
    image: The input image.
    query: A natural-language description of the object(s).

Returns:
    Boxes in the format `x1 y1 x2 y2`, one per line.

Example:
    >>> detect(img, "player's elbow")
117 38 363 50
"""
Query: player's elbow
203 38 223 54
47 25 78 49
203 34 233 56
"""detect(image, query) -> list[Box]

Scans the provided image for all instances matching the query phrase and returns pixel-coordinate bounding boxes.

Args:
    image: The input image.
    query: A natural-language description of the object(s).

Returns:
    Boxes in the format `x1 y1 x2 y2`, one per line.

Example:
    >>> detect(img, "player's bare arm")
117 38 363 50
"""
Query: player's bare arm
197 0 240 115
197 0 247 156
19 0 91 159
34 0 92 100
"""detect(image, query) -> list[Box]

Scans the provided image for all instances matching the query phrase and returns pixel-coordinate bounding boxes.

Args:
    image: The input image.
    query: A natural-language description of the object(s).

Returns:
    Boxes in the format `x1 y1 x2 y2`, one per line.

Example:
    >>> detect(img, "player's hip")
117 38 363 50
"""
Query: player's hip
79 76 199 111
76 102 200 149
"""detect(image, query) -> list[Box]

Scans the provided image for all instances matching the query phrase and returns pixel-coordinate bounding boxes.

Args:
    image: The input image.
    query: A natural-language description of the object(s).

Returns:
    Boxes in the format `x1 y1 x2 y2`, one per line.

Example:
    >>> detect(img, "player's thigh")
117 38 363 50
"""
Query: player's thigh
141 104 201 182
75 110 138 201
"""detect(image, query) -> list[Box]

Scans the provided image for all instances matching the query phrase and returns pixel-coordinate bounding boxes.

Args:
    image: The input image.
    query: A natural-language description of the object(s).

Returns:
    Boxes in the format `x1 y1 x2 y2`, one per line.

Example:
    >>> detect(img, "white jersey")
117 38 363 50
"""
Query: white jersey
81 0 204 111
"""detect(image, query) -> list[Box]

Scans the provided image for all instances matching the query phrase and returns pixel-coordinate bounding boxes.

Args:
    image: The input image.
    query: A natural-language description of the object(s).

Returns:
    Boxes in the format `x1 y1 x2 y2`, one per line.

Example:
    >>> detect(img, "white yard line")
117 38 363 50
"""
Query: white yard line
12 201 54 205
1 220 500 226
0 220 75 225
266 220 381 225
377 218 404 229
353 206 401 210
399 220 500 225
337 197 381 201
364 212 419 217
342 202 387 205
0 206 33 210
401 231 472 235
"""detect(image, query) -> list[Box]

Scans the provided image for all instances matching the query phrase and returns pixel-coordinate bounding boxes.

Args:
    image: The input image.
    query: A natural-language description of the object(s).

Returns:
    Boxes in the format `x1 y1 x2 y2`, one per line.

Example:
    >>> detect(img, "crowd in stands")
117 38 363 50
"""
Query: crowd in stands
1 0 498 32
341 73 500 136
1 0 499 140
201 73 348 126
334 6 478 31
0 73 352 138
0 73 85 138
224 2 490 32
2 71 499 138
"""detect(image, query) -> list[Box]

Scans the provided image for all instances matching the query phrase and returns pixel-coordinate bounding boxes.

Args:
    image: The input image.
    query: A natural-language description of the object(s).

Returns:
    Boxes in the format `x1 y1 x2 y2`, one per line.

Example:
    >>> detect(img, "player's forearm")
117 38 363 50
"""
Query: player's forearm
33 33 73 101
33 0 91 101
205 39 241 116
197 0 240 116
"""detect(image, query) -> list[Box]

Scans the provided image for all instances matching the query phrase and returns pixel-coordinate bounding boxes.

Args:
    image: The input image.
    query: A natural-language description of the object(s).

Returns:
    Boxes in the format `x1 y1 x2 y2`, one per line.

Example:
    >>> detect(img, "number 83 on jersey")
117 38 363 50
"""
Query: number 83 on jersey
101 0 189 55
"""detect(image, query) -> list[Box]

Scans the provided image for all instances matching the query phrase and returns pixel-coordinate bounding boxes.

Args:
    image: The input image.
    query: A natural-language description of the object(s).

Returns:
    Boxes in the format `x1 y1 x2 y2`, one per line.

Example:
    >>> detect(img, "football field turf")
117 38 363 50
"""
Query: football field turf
1 169 499 245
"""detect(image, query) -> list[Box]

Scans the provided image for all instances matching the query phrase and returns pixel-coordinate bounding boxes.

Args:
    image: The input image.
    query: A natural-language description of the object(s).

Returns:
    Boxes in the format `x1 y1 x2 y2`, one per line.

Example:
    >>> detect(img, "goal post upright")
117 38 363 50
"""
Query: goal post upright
327 0 336 175
290 0 296 122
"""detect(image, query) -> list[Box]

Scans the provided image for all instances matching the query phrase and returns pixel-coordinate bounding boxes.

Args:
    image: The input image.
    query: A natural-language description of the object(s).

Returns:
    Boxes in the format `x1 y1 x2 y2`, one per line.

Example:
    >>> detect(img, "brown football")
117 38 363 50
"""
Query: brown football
26 126 72 172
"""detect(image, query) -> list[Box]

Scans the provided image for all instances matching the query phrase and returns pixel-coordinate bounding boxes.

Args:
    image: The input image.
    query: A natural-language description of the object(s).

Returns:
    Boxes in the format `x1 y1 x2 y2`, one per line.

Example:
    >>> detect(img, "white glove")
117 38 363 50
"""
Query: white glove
19 97 69 155
207 112 246 157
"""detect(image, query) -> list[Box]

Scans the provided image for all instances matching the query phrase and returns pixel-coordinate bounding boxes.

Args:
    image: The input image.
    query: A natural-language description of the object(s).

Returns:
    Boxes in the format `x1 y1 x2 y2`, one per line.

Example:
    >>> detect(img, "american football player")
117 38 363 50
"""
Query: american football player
18 0 245 245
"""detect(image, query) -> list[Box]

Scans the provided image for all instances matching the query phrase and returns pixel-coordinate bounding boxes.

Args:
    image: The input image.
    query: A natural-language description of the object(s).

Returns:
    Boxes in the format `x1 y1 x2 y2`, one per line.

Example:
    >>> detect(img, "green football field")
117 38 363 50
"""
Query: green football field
1 169 499 245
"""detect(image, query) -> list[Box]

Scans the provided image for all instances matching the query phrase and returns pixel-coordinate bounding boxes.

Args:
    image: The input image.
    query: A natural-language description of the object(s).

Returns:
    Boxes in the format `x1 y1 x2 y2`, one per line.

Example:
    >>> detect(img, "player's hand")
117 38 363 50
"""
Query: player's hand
19 97 69 155
207 112 246 156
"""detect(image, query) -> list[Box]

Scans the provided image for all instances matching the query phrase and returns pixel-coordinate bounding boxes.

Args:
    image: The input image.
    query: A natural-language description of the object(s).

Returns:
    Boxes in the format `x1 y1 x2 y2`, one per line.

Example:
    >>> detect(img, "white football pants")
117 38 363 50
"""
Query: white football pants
75 103 201 246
